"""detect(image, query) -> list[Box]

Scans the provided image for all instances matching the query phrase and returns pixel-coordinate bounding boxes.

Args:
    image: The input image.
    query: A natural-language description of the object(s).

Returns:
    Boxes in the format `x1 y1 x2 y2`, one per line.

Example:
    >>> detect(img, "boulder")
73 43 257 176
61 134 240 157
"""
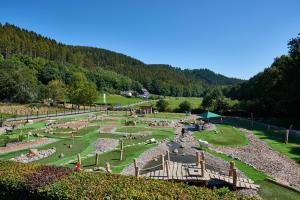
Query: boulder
59 153 64 158
173 149 179 154
29 149 38 155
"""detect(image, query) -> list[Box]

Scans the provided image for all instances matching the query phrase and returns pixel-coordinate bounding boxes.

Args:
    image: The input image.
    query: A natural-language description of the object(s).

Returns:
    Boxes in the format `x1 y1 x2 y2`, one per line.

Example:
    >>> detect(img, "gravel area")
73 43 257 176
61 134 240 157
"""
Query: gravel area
10 148 56 163
94 138 119 153
212 128 300 191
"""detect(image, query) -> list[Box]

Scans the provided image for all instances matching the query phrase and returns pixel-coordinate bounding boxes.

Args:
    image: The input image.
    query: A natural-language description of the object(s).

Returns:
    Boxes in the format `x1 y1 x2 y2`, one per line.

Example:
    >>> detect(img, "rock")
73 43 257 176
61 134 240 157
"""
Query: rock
68 144 73 148
59 153 64 158
29 149 38 155
173 149 179 154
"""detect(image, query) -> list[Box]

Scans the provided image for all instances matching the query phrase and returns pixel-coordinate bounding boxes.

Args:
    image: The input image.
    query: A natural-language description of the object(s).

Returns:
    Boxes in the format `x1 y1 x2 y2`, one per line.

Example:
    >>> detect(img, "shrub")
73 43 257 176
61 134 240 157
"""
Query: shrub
0 161 258 200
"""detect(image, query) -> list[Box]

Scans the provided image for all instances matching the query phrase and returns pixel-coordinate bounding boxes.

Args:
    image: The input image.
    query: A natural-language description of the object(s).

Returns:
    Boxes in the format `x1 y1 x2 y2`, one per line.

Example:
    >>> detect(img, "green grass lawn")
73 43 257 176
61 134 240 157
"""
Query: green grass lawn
96 94 144 105
116 127 150 133
226 118 300 165
73 144 157 173
163 96 202 111
193 124 248 147
207 149 300 200
141 112 186 120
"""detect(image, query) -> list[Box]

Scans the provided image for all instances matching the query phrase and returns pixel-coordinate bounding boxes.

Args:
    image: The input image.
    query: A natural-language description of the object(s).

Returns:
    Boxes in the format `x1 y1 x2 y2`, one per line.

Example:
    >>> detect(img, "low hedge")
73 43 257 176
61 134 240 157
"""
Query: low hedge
0 161 257 200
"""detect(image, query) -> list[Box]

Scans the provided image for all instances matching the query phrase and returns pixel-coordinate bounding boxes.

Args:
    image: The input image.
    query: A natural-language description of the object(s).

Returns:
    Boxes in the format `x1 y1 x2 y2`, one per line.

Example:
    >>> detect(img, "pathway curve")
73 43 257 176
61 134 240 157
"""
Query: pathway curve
211 128 300 191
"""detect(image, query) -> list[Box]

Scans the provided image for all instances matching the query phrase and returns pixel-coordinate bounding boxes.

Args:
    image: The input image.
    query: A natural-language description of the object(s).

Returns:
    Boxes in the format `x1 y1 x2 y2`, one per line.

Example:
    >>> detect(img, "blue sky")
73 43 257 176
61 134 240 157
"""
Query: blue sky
1 0 299 79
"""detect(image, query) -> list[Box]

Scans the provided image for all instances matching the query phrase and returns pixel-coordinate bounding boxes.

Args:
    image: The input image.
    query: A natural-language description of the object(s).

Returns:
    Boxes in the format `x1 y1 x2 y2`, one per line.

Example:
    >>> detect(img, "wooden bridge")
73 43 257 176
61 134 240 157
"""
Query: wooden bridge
134 151 259 190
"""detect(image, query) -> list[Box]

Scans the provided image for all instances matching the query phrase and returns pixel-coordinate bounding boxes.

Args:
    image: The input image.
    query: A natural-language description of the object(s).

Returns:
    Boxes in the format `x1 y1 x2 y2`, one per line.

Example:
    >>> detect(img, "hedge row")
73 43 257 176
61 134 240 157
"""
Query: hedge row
0 161 257 200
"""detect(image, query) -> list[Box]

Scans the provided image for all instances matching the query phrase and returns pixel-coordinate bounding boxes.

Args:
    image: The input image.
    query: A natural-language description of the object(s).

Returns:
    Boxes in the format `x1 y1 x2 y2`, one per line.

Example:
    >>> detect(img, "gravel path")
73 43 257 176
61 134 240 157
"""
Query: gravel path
212 128 300 191
94 138 119 153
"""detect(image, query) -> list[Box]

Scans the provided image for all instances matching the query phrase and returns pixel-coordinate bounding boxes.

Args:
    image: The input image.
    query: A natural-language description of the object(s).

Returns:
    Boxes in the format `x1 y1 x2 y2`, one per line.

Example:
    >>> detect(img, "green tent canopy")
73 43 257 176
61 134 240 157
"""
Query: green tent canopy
199 111 221 119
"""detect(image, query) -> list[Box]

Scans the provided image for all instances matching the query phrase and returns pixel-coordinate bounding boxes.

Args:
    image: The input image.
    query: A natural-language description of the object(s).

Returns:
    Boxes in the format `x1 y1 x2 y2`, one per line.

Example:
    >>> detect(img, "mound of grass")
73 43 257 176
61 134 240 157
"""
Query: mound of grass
193 124 248 147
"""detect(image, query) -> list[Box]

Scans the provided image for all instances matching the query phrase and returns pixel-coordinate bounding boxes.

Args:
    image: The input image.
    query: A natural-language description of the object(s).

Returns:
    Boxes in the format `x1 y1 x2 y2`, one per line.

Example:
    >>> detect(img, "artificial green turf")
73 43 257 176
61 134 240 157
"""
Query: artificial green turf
225 118 300 165
207 149 300 200
193 124 248 147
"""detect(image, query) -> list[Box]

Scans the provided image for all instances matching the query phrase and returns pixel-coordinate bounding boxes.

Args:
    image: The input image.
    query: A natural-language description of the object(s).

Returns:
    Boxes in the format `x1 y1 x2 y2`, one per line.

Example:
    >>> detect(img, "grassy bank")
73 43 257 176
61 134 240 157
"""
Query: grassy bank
193 124 248 147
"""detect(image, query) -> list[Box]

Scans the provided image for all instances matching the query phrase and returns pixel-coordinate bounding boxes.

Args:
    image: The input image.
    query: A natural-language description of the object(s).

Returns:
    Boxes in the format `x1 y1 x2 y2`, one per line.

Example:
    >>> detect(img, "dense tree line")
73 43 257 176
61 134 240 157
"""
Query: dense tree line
226 33 300 118
0 23 242 98
0 55 141 104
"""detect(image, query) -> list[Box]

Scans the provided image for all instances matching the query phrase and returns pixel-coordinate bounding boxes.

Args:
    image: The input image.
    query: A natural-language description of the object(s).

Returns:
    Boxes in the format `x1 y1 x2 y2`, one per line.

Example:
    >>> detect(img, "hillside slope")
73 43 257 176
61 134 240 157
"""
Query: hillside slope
0 23 242 97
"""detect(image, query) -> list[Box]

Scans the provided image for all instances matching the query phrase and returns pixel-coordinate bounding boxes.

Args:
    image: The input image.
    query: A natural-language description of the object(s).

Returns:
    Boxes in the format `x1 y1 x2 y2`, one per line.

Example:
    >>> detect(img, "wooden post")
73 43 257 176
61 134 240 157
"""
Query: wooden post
196 152 201 167
134 159 139 177
201 151 205 161
229 161 235 176
120 140 124 161
135 166 140 178
166 150 170 161
200 160 205 177
105 162 111 173
285 129 289 144
161 154 165 171
120 140 124 150
251 112 254 128
77 153 81 164
120 149 124 161
95 153 99 166
232 168 237 190
286 124 293 144
165 160 170 178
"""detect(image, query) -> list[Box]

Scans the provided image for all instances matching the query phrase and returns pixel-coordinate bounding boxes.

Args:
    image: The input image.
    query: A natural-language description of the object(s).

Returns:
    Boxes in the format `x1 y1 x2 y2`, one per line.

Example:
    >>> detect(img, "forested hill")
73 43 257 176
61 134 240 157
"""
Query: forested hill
227 33 300 118
0 23 242 97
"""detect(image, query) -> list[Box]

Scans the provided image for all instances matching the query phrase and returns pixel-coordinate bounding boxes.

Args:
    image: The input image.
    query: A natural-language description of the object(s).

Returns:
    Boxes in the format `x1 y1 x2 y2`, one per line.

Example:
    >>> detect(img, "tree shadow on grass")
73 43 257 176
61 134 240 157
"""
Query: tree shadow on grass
290 146 300 165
